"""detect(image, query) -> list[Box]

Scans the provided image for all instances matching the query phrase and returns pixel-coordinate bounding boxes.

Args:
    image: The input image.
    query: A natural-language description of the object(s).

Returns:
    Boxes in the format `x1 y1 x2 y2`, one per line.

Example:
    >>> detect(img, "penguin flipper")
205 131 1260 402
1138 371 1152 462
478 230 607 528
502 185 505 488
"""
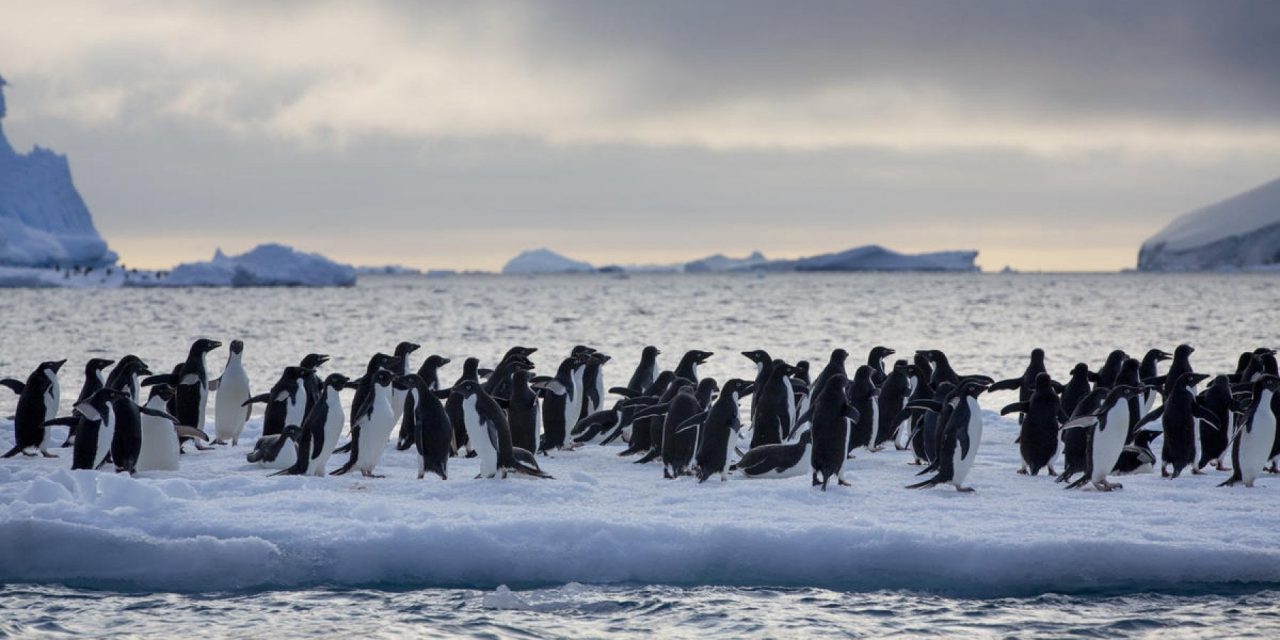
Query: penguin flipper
609 387 640 398
242 394 271 407
140 407 180 422
330 427 360 475
0 379 24 394
999 402 1029 416
174 425 210 441
2 445 23 458
634 448 661 464
987 378 1022 392
42 416 79 428
1133 406 1164 430
905 475 943 489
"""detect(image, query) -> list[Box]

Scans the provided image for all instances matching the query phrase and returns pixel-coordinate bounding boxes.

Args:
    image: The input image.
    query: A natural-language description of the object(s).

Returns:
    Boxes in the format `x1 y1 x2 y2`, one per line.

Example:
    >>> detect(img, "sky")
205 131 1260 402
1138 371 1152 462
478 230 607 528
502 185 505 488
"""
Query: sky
1 0 1278 272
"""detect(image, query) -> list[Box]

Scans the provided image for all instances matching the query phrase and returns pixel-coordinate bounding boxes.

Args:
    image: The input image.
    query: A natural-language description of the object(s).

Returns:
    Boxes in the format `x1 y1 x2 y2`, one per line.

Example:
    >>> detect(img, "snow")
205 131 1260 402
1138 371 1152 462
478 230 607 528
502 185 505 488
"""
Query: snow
160 244 357 287
502 248 595 274
2 404 1277 596
1139 177 1280 271
0 76 117 268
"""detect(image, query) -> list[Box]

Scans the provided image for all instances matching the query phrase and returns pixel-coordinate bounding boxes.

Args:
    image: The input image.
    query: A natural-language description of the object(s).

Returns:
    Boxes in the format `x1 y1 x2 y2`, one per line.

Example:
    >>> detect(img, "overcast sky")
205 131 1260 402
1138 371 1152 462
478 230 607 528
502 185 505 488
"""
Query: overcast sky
2 0 1278 271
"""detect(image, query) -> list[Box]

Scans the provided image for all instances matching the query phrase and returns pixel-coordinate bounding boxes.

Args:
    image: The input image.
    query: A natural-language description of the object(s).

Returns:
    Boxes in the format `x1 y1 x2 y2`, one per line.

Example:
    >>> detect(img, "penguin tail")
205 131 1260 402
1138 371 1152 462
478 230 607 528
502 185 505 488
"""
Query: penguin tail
329 460 355 476
1064 476 1089 490
509 461 554 480
1217 473 1242 488
905 475 942 490
1 445 23 459
634 449 661 464
332 441 353 454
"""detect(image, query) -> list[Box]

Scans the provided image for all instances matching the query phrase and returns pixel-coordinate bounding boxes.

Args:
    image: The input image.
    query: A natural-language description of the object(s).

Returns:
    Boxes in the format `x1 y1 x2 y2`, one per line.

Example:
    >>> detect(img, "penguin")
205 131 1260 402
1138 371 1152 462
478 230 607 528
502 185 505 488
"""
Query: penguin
173 338 221 442
689 378 751 482
347 353 398 444
737 430 813 479
446 357 481 455
485 346 538 400
332 370 397 478
212 340 252 445
1059 363 1094 418
660 385 703 478
1063 385 1147 490
453 380 552 479
1219 376 1280 487
631 379 692 464
921 350 960 388
624 346 662 394
864 346 895 385
108 390 152 474
297 353 330 415
64 388 123 470
1114 428 1162 476
999 373 1065 476
1095 350 1128 389
245 366 310 438
537 355 583 454
389 341 420 426
247 425 301 470
507 369 543 453
1136 372 1215 478
396 355 450 451
567 348 594 426
749 360 797 448
988 348 1049 424
1 360 66 458
900 363 938 464
845 366 881 454
276 373 349 477
59 357 113 448
800 348 848 419
135 384 199 472
1138 349 1172 413
391 374 452 480
1056 388 1108 484
877 360 913 451
809 373 859 490
742 349 773 420
907 380 988 492
105 355 150 402
1114 358 1146 436
1161 345 1197 399
577 352 610 422
1196 375 1235 471
673 350 713 384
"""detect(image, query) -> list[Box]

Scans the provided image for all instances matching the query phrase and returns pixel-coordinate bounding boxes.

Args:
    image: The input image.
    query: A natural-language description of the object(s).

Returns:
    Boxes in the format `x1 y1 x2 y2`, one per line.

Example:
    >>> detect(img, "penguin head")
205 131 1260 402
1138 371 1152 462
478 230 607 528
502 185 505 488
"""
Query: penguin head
642 345 661 358
723 378 752 398
455 379 482 398
572 345 596 356
589 352 612 365
114 355 149 376
423 355 451 368
191 338 222 354
1034 372 1054 392
148 384 176 402
869 346 895 362
820 373 849 400
394 341 421 357
513 369 533 385
462 357 481 377
1175 344 1195 358
505 346 538 360
1175 371 1210 388
830 348 849 363
1030 348 1045 362
85 358 115 373
795 361 810 375
770 359 795 377
1148 348 1172 362
372 369 394 389
690 350 714 364
1071 363 1091 378
892 360 910 374
229 340 245 355
322 373 351 390
959 379 989 398
741 350 770 364
300 353 329 369
41 359 67 375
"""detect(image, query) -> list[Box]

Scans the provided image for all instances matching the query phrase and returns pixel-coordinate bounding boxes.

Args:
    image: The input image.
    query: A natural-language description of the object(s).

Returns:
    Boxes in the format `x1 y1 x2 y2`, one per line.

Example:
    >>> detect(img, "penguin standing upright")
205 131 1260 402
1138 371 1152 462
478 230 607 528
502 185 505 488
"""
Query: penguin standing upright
749 360 796 448
742 350 773 421
1095 350 1128 389
907 380 988 492
660 385 703 478
213 340 251 445
278 373 349 476
1137 372 1216 478
673 350 713 384
1197 375 1235 470
877 360 913 450
297 353 329 416
393 374 452 480
396 355 450 451
60 358 113 448
1056 388 1107 484
845 366 881 454
173 338 221 444
245 366 310 438
625 346 662 394
1064 386 1146 491
1220 376 1280 487
106 355 150 402
864 346 895 385
389 341 420 426
66 388 123 470
691 379 751 482
136 385 195 472
454 380 551 479
988 347 1049 424
446 357 481 455
1000 373 1065 476
507 369 542 453
578 352 610 422
1 360 66 458
537 355 583 454
1159 345 1196 399
799 348 848 419
332 370 396 478
1058 363 1094 418
1138 349 1171 413
810 373 858 490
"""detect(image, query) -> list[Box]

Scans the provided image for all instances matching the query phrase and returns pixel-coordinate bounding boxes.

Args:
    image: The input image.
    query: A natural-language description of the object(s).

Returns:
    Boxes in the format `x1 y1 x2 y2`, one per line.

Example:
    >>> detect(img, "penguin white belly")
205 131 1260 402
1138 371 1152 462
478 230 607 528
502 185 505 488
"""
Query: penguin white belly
1090 405 1130 484
41 372 60 450
562 395 578 441
462 396 498 477
285 380 307 427
755 443 810 479
214 364 251 443
355 400 395 472
783 377 796 434
311 400 346 476
137 412 180 472
951 401 983 486
1240 394 1276 485
893 400 910 449
95 410 117 470
260 441 297 470
391 387 408 426
533 399 543 447
868 401 880 449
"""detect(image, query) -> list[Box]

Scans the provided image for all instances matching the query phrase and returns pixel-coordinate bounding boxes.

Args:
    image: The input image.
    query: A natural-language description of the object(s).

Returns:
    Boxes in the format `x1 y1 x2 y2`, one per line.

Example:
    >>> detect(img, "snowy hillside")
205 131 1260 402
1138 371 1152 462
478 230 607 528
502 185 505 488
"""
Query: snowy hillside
0 75 116 268
502 248 595 274
1138 177 1280 271
160 244 357 287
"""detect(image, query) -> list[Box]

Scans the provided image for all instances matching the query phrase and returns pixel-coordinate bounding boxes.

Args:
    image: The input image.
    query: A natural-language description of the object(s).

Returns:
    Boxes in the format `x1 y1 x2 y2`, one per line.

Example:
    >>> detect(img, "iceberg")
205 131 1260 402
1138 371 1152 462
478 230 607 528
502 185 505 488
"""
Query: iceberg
1138 177 1280 271
0 74 117 268
760 245 979 272
502 248 595 274
160 244 357 287
684 250 769 272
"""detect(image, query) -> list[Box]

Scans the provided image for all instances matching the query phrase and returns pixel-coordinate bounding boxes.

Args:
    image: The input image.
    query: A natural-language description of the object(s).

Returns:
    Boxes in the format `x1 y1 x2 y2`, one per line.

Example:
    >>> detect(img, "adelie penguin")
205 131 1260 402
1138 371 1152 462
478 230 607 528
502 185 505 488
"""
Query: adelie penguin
749 359 796 448
877 360 913 451
625 346 661 395
673 350 713 384
105 355 150 403
999 373 1065 476
212 340 251 445
136 384 204 472
446 356 481 456
989 348 1050 425
578 352 610 422
173 338 222 447
247 425 301 470
1196 375 1235 471
59 357 113 448
63 388 124 470
907 380 988 492
1058 363 1094 419
332 370 397 478
1134 372 1216 478
799 348 848 419
537 354 585 454
1 359 66 458
453 380 551 479
392 374 452 480
687 378 751 482
845 366 881 455
396 354 450 451
1138 349 1172 413
809 373 860 490
660 384 703 479
388 341 420 426
741 349 772 420
736 431 813 479
864 346 895 385
245 366 311 439
1063 385 1146 491
1219 376 1279 488
276 374 350 477
507 369 543 452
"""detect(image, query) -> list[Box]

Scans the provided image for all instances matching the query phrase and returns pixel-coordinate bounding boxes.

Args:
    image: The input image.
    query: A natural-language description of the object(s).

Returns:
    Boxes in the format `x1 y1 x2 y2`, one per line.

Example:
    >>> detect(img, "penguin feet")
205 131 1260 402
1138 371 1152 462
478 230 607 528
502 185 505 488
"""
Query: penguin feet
21 450 37 457
1192 467 1205 475
465 450 478 459
838 479 851 487
955 486 975 493
1047 466 1057 476
1017 467 1028 475
360 471 385 478
40 450 59 458
1161 466 1170 478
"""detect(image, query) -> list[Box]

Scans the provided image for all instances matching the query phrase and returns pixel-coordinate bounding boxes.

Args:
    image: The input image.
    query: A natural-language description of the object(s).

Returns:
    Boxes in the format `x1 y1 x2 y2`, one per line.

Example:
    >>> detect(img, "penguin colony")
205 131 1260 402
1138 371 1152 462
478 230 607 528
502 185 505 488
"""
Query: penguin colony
3 341 1278 491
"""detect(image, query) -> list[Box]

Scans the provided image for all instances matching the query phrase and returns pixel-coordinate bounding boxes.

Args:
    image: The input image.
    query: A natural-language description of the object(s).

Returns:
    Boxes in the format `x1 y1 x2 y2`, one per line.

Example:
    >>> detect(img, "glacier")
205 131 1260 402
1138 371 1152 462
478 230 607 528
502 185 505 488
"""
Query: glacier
0 74 117 268
159 244 357 287
1138 177 1280 271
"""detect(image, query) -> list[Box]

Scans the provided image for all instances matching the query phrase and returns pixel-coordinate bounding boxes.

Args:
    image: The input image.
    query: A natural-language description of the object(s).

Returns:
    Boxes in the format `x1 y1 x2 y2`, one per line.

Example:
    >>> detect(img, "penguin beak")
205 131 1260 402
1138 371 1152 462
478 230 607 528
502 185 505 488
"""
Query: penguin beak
51 360 67 373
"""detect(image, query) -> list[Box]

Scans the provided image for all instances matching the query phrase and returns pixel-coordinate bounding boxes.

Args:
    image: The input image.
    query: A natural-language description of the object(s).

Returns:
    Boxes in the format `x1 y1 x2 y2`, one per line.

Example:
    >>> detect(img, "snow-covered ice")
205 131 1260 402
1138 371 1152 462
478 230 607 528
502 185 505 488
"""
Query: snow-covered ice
1139 176 1280 271
160 244 357 287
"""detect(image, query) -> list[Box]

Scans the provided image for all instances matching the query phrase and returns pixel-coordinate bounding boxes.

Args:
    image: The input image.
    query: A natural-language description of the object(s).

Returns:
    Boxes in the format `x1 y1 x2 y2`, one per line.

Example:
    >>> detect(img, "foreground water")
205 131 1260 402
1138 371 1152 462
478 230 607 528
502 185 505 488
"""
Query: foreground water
2 273 1279 637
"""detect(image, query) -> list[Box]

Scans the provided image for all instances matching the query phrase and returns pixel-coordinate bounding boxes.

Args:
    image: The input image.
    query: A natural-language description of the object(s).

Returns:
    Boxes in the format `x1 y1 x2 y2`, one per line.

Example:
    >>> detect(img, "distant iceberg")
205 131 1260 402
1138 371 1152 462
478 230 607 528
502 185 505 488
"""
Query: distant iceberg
1138 177 1280 271
684 250 769 272
502 248 595 274
777 245 979 272
0 74 117 268
355 264 422 276
160 244 356 287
